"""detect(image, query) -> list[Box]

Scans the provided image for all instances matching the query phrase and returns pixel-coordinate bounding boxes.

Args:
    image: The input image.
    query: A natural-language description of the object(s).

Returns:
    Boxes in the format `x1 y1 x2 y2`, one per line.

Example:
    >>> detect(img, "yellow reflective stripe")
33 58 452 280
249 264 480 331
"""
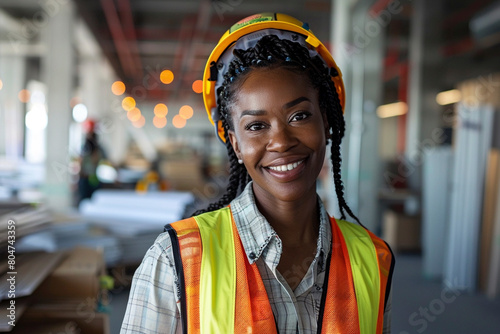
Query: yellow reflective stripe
195 207 236 333
336 220 380 334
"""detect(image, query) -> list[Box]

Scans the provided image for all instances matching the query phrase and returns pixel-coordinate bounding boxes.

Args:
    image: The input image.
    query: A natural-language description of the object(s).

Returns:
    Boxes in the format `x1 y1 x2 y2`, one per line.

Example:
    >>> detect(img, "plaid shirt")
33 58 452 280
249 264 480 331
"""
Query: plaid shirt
121 182 391 333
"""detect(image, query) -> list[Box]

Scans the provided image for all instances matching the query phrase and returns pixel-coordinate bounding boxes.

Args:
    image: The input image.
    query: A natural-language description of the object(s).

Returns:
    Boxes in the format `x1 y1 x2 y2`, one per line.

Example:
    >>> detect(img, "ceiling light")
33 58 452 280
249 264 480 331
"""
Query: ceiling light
127 107 141 122
192 80 203 94
436 89 461 105
153 116 167 128
172 114 186 128
132 115 145 128
72 103 88 123
154 103 168 117
376 102 408 118
111 81 126 95
160 70 174 85
179 105 193 119
18 89 31 103
122 96 136 111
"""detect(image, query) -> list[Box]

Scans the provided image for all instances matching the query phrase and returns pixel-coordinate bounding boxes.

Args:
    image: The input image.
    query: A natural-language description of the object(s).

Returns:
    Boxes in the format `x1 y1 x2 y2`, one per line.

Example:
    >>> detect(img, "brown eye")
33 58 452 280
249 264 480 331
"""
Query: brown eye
245 122 266 131
290 111 312 122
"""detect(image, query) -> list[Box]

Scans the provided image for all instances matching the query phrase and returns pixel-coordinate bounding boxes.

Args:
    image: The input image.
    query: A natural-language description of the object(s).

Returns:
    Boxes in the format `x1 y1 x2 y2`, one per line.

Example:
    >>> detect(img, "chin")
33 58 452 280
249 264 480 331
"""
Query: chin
254 180 318 204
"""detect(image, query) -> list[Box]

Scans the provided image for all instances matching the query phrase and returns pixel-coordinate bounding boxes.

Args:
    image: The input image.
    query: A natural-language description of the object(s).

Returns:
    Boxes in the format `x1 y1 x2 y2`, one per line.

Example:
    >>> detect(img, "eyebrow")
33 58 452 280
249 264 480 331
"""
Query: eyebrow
240 109 266 118
239 96 311 118
283 96 311 110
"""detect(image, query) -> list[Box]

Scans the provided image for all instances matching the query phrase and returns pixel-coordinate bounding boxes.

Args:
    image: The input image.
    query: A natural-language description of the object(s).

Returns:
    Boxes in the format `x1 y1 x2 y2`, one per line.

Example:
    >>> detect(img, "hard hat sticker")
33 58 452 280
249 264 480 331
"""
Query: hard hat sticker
229 13 276 33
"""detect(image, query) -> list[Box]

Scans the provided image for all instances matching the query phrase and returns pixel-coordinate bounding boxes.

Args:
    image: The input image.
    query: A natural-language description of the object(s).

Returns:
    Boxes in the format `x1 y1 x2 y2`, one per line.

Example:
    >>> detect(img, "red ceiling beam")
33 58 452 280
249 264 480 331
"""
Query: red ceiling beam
117 0 143 79
168 15 197 100
173 0 213 98
135 28 226 44
305 0 330 12
441 36 475 57
100 0 138 80
100 0 133 76
442 0 489 30
369 0 393 17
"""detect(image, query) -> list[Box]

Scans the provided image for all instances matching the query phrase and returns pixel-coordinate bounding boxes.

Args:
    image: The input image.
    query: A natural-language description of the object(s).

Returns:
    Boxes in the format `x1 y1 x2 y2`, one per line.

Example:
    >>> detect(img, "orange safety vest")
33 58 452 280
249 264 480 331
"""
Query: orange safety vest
165 206 394 334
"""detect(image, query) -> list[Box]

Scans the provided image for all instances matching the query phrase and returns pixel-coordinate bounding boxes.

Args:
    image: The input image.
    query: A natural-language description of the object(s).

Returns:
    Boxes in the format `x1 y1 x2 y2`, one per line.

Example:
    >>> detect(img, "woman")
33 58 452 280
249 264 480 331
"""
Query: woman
121 13 394 334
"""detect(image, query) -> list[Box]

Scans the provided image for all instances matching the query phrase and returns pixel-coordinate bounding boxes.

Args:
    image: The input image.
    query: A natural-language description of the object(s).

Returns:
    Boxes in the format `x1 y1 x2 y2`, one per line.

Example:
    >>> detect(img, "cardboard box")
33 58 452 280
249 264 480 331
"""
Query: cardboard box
480 149 500 293
0 247 108 333
383 209 421 252
32 247 104 302
10 308 109 334
160 159 204 191
0 251 65 301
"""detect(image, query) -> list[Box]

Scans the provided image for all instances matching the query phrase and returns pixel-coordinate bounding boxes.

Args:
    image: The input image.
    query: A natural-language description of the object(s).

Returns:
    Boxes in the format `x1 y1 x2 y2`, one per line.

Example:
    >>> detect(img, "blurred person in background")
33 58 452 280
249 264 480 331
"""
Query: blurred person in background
77 119 106 204
122 13 395 334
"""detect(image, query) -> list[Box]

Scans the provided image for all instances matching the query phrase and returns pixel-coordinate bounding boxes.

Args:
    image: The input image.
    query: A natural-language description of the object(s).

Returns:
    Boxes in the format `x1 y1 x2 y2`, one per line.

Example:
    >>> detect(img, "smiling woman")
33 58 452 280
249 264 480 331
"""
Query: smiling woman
228 67 327 206
121 13 395 334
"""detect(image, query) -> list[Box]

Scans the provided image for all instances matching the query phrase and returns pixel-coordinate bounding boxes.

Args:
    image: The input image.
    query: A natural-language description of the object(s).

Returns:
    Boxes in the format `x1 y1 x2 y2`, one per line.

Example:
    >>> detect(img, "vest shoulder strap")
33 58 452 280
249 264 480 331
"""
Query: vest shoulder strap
334 218 394 334
192 207 237 333
164 223 188 334
166 207 277 334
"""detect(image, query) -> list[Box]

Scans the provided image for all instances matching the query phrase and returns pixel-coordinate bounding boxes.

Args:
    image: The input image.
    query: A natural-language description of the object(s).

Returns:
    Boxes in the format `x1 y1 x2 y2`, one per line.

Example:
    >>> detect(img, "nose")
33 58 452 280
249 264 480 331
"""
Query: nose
266 125 298 152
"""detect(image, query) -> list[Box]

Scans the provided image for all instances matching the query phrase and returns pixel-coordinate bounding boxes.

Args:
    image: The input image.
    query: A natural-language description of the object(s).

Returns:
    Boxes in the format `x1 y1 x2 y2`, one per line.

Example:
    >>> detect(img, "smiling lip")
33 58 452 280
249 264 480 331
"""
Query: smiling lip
264 158 307 181
267 159 304 172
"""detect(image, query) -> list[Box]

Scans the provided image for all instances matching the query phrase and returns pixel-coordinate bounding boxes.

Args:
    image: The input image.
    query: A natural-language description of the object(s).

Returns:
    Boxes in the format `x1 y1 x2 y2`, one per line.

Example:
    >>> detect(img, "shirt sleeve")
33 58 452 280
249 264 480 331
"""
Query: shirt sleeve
382 287 392 334
120 233 182 334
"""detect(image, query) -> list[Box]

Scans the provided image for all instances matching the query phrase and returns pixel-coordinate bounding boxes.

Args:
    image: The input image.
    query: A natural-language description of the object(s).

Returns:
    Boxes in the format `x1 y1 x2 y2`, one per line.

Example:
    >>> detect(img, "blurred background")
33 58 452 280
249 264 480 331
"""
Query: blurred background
0 0 500 333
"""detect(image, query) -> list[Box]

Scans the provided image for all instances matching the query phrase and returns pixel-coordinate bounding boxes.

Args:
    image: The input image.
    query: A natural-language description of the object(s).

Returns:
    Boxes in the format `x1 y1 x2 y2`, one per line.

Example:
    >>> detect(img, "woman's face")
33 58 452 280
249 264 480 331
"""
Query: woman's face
228 67 328 204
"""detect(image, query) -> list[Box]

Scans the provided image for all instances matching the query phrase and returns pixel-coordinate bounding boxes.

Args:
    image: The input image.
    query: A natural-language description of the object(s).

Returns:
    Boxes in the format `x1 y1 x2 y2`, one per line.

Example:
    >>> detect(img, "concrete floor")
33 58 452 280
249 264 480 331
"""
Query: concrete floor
109 254 500 334
392 254 500 334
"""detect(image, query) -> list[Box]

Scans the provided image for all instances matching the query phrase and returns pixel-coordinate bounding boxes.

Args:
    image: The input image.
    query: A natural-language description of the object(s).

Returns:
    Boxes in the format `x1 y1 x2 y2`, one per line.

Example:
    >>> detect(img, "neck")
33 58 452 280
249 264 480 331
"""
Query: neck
252 184 320 247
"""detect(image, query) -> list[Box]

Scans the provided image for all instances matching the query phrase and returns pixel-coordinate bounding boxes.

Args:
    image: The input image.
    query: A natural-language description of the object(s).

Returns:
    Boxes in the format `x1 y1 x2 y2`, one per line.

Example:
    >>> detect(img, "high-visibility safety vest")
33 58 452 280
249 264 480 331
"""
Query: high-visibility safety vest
165 206 394 334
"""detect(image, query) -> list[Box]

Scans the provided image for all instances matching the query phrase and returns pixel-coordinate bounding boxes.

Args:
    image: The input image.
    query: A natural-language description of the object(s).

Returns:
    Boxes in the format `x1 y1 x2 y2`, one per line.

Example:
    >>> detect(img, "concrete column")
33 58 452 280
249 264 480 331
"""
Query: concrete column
41 1 75 210
75 20 129 166
405 0 424 190
329 0 353 217
406 0 443 192
331 0 386 232
0 56 26 159
97 57 130 166
358 14 385 233
80 56 102 120
331 1 369 226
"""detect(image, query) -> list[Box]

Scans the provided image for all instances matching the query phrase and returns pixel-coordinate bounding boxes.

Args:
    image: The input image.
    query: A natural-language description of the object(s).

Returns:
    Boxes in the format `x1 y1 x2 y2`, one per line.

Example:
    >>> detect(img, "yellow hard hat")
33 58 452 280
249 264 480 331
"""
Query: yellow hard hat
203 12 345 142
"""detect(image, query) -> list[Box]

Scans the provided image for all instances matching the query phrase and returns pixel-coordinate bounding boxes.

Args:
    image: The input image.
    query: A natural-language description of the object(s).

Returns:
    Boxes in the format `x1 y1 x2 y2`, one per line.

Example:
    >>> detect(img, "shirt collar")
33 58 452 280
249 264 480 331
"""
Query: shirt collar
230 181 331 269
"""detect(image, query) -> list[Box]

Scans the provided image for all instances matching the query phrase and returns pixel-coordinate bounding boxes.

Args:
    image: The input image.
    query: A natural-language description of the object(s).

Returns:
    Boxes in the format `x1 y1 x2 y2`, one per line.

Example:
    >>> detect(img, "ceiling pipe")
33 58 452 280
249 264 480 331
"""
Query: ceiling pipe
369 0 393 17
117 0 143 80
397 63 409 154
99 0 136 79
169 15 196 98
136 28 225 43
442 0 489 30
383 19 403 81
441 36 475 57
134 13 242 42
174 0 213 98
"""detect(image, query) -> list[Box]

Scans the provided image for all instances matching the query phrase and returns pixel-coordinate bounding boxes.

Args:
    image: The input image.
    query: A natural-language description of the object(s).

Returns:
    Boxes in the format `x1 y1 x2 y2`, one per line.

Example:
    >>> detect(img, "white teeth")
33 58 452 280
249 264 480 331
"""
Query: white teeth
269 160 303 172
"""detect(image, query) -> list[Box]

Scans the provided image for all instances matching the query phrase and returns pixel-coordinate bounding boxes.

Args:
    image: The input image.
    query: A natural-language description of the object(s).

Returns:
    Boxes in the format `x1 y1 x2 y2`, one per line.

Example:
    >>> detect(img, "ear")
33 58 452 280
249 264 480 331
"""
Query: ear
227 130 242 159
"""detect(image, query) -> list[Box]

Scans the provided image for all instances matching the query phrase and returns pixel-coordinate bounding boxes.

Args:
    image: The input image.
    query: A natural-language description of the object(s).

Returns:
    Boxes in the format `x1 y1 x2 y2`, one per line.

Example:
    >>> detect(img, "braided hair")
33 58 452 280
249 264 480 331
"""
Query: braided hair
194 35 360 224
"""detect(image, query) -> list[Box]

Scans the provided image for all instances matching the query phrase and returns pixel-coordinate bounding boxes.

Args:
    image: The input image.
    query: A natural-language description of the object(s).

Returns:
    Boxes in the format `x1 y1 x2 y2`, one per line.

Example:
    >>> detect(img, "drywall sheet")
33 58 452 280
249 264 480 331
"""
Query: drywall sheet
422 146 452 279
444 103 494 290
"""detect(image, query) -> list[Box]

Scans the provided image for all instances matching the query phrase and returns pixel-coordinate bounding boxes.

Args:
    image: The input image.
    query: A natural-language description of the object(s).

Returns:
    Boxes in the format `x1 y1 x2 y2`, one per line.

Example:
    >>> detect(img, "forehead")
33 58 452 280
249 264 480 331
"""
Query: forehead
231 67 317 112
